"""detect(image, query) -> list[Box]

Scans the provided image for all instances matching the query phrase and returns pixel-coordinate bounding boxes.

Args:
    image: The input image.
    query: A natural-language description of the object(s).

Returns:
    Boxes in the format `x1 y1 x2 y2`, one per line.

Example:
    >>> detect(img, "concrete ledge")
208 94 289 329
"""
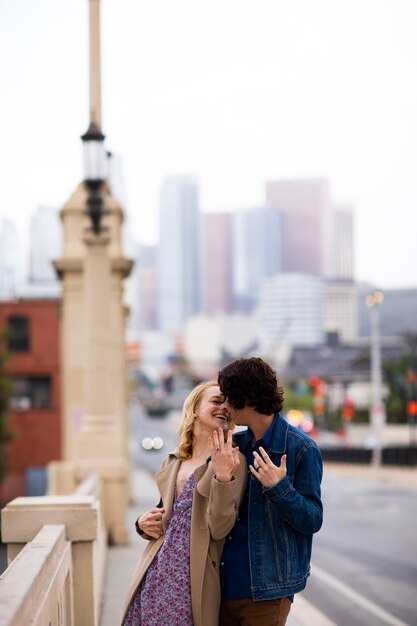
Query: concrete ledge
1 496 98 543
0 524 73 626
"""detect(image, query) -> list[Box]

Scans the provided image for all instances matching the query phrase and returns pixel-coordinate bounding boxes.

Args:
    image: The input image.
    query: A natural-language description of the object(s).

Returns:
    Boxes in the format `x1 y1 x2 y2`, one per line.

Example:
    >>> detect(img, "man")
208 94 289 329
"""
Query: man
217 357 323 626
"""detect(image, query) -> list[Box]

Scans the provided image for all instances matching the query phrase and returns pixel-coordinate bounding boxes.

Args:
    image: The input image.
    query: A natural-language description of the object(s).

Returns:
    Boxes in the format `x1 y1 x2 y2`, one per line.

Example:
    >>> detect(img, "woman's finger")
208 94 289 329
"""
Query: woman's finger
217 427 226 450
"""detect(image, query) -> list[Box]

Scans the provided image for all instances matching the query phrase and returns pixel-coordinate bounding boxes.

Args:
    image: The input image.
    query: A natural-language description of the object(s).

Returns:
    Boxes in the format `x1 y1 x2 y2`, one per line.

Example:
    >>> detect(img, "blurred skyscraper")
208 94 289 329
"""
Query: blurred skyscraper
259 272 325 352
29 206 62 283
128 243 157 338
330 204 354 279
157 176 202 332
203 212 233 314
265 178 332 277
324 280 358 343
0 217 21 299
324 204 357 342
232 206 282 312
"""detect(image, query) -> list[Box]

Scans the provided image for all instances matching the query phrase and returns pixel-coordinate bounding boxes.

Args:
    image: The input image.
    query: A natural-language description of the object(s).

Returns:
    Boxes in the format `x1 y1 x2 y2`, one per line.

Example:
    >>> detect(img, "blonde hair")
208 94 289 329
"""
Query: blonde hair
178 381 219 459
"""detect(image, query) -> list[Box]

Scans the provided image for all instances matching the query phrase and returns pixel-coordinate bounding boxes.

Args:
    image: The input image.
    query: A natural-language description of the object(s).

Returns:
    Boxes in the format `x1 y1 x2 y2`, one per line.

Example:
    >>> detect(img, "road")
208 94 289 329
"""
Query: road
130 404 417 626
304 474 417 626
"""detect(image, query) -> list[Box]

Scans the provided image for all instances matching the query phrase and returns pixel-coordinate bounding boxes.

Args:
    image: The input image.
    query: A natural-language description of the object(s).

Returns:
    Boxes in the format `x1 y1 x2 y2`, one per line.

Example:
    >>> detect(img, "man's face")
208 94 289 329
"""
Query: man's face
224 401 252 427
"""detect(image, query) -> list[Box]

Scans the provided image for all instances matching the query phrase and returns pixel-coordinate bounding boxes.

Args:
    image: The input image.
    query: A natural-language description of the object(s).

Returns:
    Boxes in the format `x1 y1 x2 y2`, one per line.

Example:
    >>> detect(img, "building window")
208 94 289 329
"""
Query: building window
9 376 52 411
7 315 30 352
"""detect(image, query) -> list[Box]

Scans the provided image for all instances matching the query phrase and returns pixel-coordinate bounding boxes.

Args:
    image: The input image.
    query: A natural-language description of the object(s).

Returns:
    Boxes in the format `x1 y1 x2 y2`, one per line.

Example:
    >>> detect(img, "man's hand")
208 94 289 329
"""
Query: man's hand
136 507 165 539
249 447 287 488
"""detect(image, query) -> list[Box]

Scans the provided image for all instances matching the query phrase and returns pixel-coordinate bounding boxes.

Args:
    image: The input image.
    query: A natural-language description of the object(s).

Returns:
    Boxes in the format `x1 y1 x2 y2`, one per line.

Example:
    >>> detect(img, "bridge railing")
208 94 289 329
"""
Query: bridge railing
0 471 107 626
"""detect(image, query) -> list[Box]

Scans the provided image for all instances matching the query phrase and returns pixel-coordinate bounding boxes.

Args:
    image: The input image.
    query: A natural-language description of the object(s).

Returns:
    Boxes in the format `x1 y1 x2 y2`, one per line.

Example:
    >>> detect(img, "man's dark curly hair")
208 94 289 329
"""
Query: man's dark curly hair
218 357 284 415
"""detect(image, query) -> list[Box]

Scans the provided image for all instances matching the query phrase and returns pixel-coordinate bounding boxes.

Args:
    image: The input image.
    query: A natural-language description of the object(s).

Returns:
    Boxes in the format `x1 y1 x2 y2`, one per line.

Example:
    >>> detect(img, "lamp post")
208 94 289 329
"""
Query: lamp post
81 121 108 234
366 291 386 466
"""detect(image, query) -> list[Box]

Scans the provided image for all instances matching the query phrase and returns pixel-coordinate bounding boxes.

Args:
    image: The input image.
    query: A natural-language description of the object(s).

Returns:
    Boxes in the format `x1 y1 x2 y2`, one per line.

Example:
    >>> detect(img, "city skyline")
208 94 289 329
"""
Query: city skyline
0 0 416 290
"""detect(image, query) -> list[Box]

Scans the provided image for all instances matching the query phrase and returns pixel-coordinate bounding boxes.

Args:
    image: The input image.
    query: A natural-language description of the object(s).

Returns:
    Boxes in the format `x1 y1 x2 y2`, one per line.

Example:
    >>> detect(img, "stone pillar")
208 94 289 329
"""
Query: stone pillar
74 232 129 543
53 184 88 461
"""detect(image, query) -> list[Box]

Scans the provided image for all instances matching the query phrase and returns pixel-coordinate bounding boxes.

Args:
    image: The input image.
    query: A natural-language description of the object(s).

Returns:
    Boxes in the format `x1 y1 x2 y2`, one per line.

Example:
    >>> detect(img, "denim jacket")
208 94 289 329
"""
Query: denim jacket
233 413 323 599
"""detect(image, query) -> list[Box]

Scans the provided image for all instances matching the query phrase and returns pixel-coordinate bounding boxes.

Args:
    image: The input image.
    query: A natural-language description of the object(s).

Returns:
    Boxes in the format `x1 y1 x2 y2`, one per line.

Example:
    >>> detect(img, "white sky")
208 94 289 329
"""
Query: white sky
0 0 416 288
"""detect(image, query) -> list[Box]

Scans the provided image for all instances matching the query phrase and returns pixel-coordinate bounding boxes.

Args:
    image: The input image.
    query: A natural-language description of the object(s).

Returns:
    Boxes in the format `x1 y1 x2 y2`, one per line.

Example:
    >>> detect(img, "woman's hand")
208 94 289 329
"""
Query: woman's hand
209 428 240 483
136 507 165 539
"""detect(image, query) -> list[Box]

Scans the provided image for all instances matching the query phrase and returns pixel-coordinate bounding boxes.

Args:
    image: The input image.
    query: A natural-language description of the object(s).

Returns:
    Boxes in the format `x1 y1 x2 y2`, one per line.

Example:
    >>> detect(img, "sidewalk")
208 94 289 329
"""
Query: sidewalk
100 461 417 625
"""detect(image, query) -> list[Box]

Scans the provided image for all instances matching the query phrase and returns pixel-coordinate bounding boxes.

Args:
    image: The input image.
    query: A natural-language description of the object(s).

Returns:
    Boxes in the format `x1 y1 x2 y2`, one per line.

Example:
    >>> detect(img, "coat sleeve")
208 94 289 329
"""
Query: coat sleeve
207 453 247 541
264 444 323 535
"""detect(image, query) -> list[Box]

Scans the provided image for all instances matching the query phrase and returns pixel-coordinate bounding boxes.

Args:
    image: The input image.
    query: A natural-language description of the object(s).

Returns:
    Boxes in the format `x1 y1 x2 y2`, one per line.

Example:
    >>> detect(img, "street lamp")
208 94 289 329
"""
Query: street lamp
81 121 108 235
366 290 385 466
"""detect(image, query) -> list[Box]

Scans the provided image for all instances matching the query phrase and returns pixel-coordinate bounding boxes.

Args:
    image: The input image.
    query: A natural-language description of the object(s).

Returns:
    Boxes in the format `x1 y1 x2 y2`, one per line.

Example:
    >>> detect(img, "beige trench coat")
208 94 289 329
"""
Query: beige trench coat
121 451 247 626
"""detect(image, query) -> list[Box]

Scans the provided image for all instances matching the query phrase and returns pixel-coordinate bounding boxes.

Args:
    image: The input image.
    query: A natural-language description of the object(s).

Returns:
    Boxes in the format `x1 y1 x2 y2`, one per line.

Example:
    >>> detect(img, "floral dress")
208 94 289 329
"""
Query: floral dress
124 473 195 626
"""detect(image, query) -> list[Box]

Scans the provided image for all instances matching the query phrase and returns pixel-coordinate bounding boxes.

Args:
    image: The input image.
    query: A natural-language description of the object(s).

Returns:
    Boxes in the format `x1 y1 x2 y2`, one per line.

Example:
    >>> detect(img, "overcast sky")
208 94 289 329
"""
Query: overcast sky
1 0 416 288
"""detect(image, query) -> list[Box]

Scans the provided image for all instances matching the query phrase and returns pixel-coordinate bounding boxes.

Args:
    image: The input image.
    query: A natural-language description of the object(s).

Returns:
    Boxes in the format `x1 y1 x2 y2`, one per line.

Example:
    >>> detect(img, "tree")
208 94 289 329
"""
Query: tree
384 333 417 423
0 328 13 484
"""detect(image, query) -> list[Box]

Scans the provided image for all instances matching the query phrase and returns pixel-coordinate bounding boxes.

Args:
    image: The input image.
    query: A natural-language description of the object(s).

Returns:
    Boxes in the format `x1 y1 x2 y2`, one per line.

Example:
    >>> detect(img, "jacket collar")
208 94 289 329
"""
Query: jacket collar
235 412 289 454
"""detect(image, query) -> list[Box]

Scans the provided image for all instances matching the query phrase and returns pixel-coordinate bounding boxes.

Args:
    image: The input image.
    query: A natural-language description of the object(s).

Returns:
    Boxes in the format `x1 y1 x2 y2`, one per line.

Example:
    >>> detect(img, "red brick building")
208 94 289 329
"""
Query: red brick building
0 298 61 505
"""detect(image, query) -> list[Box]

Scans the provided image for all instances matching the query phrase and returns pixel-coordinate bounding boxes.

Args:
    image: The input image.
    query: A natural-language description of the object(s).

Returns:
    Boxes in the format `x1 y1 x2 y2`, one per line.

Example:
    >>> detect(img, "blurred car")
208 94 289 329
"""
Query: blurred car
141 436 164 451
284 409 315 434
144 392 171 417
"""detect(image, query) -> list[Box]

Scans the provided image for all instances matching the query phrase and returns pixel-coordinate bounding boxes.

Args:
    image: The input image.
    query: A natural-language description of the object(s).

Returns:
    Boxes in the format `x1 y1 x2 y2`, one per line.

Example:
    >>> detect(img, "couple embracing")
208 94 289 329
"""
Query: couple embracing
122 357 323 626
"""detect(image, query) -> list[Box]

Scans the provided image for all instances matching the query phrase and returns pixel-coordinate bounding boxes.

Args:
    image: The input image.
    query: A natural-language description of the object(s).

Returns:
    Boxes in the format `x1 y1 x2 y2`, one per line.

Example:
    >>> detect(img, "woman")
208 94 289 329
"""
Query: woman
122 381 247 626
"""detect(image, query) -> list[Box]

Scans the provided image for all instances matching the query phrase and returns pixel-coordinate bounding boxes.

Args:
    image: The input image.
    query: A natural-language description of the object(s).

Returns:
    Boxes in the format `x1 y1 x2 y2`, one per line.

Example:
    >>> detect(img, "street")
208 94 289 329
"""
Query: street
130 404 417 626
304 474 417 626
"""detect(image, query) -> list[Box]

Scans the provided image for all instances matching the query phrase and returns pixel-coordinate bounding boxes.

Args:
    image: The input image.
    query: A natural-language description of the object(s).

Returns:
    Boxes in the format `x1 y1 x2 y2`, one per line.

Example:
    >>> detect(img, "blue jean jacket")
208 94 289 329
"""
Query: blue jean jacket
233 413 323 599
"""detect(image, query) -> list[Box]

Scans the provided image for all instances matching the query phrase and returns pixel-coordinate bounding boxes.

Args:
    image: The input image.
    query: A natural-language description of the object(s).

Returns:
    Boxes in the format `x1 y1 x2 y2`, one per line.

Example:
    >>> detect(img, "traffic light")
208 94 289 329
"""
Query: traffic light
341 397 355 421
308 376 324 417
308 375 320 390
407 401 417 417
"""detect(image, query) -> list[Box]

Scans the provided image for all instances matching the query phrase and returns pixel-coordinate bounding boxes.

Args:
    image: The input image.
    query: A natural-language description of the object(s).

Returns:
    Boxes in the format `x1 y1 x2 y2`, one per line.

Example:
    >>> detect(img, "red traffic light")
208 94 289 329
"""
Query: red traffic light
308 375 320 389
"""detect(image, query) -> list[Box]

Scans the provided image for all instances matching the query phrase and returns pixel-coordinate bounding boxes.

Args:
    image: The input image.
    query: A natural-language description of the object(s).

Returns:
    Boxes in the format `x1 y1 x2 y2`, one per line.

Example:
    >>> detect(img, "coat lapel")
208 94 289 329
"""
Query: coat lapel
195 459 214 498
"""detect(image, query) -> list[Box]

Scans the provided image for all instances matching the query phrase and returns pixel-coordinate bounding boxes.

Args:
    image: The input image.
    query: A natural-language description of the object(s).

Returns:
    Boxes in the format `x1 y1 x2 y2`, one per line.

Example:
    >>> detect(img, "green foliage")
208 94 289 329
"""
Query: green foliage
0 328 13 484
284 388 314 412
384 333 417 424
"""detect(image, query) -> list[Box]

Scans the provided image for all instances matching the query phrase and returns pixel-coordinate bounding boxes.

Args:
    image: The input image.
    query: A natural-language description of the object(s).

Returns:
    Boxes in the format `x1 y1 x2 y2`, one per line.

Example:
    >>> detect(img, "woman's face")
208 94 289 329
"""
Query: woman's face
193 385 231 434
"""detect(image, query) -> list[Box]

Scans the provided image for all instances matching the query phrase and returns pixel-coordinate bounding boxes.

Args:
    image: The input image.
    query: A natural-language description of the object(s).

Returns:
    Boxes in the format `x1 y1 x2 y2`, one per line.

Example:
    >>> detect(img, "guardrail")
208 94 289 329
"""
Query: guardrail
321 445 417 466
0 472 107 626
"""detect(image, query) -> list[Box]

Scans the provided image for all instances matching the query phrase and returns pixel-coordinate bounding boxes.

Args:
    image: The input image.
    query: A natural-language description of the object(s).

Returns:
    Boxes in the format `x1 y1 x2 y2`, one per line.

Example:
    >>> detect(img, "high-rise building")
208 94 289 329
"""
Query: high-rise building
324 279 358 343
232 206 282 312
30 206 62 283
128 243 157 337
203 212 233 314
157 176 202 332
265 178 332 277
259 273 325 351
330 204 354 280
0 217 21 299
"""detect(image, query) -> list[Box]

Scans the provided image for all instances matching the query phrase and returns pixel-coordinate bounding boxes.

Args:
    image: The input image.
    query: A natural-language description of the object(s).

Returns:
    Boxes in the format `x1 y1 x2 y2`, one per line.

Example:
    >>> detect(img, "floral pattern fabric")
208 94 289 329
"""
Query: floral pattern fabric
124 473 195 626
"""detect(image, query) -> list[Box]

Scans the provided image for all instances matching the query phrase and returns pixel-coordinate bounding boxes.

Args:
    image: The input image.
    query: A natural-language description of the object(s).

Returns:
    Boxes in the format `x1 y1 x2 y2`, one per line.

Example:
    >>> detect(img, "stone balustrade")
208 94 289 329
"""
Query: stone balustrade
0 472 108 626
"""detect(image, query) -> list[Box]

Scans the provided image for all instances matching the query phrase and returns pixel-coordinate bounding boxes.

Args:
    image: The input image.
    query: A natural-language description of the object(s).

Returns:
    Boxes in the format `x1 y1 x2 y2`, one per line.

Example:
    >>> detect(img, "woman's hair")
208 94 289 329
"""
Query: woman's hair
218 357 284 415
178 380 219 459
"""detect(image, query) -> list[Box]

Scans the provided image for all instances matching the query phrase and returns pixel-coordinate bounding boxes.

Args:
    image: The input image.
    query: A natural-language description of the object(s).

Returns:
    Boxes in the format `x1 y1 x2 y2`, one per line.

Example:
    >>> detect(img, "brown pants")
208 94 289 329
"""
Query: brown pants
219 597 292 626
